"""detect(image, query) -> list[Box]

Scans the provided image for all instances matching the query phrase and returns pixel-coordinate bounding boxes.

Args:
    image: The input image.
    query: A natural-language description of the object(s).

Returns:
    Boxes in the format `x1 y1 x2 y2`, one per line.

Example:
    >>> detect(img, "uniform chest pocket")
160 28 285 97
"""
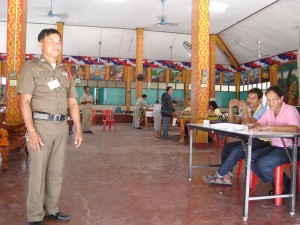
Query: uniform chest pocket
34 76 58 92
58 77 70 89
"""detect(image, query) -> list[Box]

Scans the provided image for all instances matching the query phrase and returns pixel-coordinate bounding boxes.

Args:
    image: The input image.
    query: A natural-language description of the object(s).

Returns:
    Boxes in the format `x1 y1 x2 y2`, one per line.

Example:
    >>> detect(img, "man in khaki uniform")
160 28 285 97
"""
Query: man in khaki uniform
80 86 94 133
17 28 83 225
133 94 150 129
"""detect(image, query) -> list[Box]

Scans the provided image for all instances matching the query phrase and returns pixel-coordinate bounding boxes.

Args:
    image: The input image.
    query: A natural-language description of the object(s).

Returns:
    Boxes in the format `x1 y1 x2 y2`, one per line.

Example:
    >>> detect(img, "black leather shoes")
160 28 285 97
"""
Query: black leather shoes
269 176 291 195
29 221 43 225
48 212 70 222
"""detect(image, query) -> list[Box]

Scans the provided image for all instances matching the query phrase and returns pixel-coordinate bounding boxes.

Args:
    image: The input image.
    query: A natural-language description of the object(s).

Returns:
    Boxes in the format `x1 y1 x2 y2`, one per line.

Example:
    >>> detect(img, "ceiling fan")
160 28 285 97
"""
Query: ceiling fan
156 0 179 26
183 41 192 53
236 40 268 60
47 0 68 18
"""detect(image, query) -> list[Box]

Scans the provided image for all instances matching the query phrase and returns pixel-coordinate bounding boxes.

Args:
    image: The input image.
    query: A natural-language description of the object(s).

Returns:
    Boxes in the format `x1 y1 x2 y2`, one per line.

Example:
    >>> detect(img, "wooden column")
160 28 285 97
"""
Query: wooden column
136 28 144 99
105 66 110 80
191 0 210 143
126 66 132 111
56 22 64 64
235 72 241 99
209 34 217 99
183 69 191 105
85 64 90 80
270 64 278 86
5 0 27 123
165 67 170 83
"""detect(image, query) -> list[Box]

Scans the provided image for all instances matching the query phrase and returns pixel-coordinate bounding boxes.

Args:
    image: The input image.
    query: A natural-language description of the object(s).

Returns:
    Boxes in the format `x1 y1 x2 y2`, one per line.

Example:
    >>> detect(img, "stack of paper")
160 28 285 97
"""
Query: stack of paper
210 123 248 131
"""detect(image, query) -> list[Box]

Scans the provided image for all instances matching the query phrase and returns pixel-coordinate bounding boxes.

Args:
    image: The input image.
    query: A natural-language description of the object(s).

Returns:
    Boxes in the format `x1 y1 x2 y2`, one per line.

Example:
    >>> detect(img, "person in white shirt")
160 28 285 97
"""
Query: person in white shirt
152 102 162 137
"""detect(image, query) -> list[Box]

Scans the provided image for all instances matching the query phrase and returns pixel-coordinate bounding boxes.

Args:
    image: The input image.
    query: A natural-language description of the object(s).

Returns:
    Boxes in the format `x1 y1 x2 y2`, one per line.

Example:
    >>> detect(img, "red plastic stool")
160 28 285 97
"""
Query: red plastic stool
237 159 259 192
273 162 300 206
249 162 300 206
213 135 230 148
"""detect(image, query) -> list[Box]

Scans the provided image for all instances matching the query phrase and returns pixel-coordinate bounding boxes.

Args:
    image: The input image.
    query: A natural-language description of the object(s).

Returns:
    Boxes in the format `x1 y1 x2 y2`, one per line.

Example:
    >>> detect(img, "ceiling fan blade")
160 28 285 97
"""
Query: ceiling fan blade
54 12 69 18
165 22 180 26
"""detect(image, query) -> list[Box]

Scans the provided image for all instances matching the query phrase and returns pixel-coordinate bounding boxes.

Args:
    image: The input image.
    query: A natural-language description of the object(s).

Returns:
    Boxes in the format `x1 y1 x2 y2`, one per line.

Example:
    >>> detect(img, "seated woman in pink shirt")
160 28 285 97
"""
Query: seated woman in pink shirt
250 86 300 195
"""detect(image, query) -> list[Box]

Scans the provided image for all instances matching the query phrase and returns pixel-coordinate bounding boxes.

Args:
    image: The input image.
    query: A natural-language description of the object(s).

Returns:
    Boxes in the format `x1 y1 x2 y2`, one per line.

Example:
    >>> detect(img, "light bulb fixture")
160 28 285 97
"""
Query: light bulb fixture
209 2 227 12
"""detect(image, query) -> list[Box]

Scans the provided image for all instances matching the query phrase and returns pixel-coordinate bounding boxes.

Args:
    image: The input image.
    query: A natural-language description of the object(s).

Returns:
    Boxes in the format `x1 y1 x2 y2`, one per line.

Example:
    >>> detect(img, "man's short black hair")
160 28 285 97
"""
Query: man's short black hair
166 86 173 92
142 94 147 98
265 86 284 98
38 28 61 42
84 86 90 90
248 88 263 99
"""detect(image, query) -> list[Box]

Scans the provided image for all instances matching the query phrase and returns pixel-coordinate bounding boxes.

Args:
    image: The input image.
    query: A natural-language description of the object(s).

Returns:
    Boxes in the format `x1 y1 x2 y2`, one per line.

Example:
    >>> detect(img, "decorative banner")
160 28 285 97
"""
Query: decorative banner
0 49 297 73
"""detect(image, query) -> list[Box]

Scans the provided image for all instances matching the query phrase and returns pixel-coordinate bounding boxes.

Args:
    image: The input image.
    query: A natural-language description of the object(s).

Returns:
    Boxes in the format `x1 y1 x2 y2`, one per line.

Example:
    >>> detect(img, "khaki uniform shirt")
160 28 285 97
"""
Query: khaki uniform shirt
80 93 94 110
16 56 78 115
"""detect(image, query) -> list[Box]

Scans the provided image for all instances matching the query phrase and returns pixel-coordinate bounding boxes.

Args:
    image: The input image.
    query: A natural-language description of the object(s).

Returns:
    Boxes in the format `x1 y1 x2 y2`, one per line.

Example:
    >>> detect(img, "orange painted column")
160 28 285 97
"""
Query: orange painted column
126 66 133 111
5 0 27 123
235 72 240 99
56 22 64 64
270 64 278 86
191 0 210 143
105 66 110 80
183 69 191 105
0 62 5 76
209 34 217 99
136 28 144 99
165 67 170 83
85 64 90 80
146 67 151 82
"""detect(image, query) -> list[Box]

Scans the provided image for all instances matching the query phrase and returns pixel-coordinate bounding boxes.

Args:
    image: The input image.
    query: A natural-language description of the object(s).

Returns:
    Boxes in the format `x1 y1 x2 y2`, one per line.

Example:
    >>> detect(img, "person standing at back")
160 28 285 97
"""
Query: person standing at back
81 86 94 133
133 94 150 129
161 86 175 140
17 28 83 225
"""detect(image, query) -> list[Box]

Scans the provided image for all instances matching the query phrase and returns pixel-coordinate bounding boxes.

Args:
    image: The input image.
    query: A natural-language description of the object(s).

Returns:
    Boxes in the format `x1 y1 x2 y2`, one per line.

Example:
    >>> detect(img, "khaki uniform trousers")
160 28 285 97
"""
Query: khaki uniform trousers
27 120 68 222
133 108 141 128
82 108 92 131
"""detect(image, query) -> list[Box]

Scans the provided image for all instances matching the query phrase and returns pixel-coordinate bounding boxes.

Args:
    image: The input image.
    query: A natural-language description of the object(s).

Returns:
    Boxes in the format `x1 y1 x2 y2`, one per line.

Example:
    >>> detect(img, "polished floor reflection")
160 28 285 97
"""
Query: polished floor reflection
0 124 300 225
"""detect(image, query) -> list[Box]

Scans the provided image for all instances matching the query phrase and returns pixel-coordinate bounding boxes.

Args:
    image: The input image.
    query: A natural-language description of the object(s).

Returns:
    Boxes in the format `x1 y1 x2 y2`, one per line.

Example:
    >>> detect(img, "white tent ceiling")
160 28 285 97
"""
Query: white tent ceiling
0 0 300 65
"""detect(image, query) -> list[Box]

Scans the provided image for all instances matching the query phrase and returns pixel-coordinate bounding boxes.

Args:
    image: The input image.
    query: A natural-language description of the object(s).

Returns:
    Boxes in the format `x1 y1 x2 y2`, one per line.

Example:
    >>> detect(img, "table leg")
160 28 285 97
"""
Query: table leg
243 137 252 221
179 119 185 144
290 139 297 215
188 129 193 180
145 116 148 130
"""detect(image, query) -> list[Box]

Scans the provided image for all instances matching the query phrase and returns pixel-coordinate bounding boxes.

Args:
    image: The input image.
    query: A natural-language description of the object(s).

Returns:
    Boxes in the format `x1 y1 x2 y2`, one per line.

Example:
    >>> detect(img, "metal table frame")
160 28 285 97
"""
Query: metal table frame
187 123 300 221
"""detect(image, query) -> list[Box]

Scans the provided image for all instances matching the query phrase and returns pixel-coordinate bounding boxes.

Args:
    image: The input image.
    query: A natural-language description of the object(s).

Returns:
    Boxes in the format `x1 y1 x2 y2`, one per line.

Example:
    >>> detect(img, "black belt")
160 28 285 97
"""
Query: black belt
33 111 66 122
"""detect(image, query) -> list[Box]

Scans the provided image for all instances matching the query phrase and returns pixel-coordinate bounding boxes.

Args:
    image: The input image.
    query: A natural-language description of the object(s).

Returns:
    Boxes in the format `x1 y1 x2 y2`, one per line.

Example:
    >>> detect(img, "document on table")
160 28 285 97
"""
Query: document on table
209 123 248 131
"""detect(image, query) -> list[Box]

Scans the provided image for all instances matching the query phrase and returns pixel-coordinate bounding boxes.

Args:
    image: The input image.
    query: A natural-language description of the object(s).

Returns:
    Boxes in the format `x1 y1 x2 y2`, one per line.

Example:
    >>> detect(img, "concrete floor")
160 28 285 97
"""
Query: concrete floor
1 124 300 225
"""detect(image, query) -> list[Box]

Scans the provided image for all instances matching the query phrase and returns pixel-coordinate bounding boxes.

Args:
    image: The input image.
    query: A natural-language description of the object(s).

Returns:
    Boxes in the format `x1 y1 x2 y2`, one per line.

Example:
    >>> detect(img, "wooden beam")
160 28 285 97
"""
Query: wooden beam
214 34 240 70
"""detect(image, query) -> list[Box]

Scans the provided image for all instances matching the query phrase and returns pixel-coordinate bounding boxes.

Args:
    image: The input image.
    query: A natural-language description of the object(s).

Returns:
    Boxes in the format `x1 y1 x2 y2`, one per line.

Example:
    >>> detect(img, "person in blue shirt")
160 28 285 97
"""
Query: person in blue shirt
203 88 270 185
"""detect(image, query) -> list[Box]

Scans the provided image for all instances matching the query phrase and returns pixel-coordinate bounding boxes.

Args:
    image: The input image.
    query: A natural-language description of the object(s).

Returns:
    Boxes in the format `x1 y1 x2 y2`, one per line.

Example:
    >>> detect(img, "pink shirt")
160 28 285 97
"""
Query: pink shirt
257 102 300 147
